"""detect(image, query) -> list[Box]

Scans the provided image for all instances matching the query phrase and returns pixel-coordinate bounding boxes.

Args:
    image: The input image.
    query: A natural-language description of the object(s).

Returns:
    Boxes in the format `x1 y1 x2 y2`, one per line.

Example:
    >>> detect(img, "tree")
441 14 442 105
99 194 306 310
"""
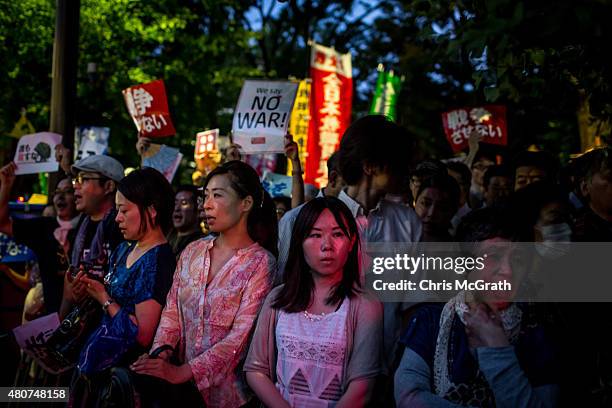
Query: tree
362 0 612 161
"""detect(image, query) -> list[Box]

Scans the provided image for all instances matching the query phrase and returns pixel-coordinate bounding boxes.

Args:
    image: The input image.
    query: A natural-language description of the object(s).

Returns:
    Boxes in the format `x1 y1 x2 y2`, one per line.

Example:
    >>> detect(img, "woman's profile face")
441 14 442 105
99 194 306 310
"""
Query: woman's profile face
203 174 248 233
302 209 354 279
115 191 145 241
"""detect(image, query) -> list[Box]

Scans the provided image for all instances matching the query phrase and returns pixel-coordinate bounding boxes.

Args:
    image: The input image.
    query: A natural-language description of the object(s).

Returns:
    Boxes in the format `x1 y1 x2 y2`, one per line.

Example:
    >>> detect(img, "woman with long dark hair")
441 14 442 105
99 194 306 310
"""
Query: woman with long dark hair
131 160 278 407
245 196 383 408
70 167 176 404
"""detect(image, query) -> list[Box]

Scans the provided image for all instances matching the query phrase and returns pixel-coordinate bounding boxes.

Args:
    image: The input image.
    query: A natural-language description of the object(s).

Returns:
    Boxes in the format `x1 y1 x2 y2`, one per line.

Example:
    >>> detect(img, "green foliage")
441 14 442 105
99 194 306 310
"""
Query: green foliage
1 0 610 179
366 0 612 159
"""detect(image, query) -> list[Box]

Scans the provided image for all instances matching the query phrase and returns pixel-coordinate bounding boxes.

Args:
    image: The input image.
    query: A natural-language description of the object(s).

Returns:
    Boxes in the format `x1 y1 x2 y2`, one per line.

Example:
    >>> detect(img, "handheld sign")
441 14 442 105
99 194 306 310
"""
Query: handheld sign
0 233 37 263
74 126 110 161
122 79 176 138
13 132 62 175
13 313 70 374
195 128 219 159
232 80 298 154
142 143 183 182
441 105 508 153
261 171 292 198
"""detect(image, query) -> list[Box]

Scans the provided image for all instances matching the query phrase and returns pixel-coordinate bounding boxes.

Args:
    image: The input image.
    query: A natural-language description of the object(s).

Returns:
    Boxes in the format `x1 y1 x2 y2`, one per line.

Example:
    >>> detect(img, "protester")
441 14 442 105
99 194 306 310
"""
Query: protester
409 160 447 207
273 196 292 221
569 147 612 405
130 160 277 408
414 174 460 242
513 151 557 191
285 134 305 208
276 151 345 279
304 183 319 202
167 184 205 258
69 167 176 405
509 181 573 244
276 118 422 404
482 165 513 208
245 197 383 407
323 151 346 198
58 154 125 320
468 150 496 209
574 147 612 241
563 154 590 212
0 163 78 313
395 208 560 407
446 161 472 235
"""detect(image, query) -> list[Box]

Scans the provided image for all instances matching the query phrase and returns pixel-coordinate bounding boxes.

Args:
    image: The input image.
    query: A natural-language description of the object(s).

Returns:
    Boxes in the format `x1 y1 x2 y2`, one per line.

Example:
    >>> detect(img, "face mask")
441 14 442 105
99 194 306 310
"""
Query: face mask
535 223 572 260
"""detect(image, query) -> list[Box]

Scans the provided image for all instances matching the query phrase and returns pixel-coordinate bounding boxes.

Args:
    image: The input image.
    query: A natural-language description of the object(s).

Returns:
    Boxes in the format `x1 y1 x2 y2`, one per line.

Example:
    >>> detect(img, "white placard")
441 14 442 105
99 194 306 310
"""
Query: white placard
77 138 107 161
13 132 62 175
13 313 71 374
232 80 298 154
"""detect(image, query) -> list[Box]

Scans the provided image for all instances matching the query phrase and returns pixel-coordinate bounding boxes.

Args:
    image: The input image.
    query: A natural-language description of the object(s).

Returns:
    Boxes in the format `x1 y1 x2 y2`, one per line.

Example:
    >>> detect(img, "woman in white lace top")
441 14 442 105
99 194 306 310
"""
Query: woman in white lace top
245 197 383 408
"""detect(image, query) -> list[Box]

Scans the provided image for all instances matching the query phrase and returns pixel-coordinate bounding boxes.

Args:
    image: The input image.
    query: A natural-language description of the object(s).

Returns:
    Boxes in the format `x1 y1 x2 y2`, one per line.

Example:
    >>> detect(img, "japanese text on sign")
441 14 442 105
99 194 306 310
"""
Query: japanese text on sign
122 79 176 138
441 105 508 153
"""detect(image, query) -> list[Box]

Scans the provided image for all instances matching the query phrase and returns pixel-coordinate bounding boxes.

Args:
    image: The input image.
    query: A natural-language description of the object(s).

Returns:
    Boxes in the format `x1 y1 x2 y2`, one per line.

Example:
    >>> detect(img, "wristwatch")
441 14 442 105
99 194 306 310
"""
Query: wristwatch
102 298 114 312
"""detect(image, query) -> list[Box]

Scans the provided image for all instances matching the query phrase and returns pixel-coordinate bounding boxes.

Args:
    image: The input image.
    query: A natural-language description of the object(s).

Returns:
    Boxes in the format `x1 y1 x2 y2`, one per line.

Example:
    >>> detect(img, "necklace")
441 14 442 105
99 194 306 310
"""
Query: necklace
303 309 328 322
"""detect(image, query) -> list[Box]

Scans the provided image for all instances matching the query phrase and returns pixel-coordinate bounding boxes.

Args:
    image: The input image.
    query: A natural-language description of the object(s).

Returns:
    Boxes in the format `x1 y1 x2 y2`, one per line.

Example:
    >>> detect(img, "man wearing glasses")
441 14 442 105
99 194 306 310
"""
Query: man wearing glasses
58 154 125 319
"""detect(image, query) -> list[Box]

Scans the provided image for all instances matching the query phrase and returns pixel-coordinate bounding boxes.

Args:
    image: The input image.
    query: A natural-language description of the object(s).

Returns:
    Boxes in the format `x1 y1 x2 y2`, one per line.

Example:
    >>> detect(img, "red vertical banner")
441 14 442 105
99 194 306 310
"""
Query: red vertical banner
122 79 176 138
306 43 352 187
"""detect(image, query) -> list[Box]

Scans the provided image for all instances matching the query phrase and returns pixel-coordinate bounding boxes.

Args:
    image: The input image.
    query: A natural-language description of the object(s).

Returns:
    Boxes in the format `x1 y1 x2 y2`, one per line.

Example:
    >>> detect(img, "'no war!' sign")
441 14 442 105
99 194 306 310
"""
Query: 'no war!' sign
232 80 298 154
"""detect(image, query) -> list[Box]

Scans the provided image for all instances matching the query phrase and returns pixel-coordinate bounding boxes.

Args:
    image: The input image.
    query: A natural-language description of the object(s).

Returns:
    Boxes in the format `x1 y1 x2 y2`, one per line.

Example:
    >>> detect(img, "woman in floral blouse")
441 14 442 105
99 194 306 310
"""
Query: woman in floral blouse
131 161 278 407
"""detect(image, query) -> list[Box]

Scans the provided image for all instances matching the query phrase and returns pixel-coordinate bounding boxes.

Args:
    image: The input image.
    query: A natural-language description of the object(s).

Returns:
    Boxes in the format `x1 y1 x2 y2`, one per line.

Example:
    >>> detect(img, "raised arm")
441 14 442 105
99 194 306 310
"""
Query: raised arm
285 134 304 208
463 130 482 169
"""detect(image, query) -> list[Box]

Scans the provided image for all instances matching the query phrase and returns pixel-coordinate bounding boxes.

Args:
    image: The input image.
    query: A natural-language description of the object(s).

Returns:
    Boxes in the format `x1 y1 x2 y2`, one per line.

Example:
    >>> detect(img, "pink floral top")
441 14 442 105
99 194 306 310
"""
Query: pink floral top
151 237 275 407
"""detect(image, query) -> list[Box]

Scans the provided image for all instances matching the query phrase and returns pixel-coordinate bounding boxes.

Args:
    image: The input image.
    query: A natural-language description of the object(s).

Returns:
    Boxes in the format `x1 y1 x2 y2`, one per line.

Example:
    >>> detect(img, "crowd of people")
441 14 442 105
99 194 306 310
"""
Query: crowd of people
1 114 611 407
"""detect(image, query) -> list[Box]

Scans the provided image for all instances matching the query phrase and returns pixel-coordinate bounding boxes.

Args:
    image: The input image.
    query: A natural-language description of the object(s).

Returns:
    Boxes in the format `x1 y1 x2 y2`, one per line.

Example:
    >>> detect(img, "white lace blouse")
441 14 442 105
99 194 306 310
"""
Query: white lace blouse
275 299 350 407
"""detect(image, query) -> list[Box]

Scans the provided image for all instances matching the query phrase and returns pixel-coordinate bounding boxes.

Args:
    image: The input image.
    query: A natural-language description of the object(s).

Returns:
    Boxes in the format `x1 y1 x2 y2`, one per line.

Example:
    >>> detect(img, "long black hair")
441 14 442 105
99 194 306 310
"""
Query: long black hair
117 167 175 235
203 160 278 257
273 196 360 312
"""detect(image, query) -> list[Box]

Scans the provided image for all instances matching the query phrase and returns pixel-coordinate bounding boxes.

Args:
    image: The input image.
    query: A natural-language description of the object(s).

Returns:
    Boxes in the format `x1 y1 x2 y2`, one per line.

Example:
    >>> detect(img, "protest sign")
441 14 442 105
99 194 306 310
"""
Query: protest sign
307 42 352 187
262 171 292 198
287 79 311 176
245 154 277 177
74 126 110 160
0 233 36 263
441 105 508 153
122 79 176 138
13 313 71 374
232 80 298 154
13 132 61 175
195 128 219 159
142 143 183 182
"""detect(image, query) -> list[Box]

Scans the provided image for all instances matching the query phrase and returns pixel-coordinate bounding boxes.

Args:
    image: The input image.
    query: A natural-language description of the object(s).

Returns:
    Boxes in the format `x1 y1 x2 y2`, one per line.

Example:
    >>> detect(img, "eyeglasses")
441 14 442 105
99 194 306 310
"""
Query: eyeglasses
72 175 107 185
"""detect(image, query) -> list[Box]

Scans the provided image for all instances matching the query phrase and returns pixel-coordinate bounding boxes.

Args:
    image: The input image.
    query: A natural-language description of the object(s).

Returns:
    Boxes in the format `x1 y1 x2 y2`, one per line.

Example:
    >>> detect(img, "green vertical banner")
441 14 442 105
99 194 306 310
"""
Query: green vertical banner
369 64 386 115
383 70 402 122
